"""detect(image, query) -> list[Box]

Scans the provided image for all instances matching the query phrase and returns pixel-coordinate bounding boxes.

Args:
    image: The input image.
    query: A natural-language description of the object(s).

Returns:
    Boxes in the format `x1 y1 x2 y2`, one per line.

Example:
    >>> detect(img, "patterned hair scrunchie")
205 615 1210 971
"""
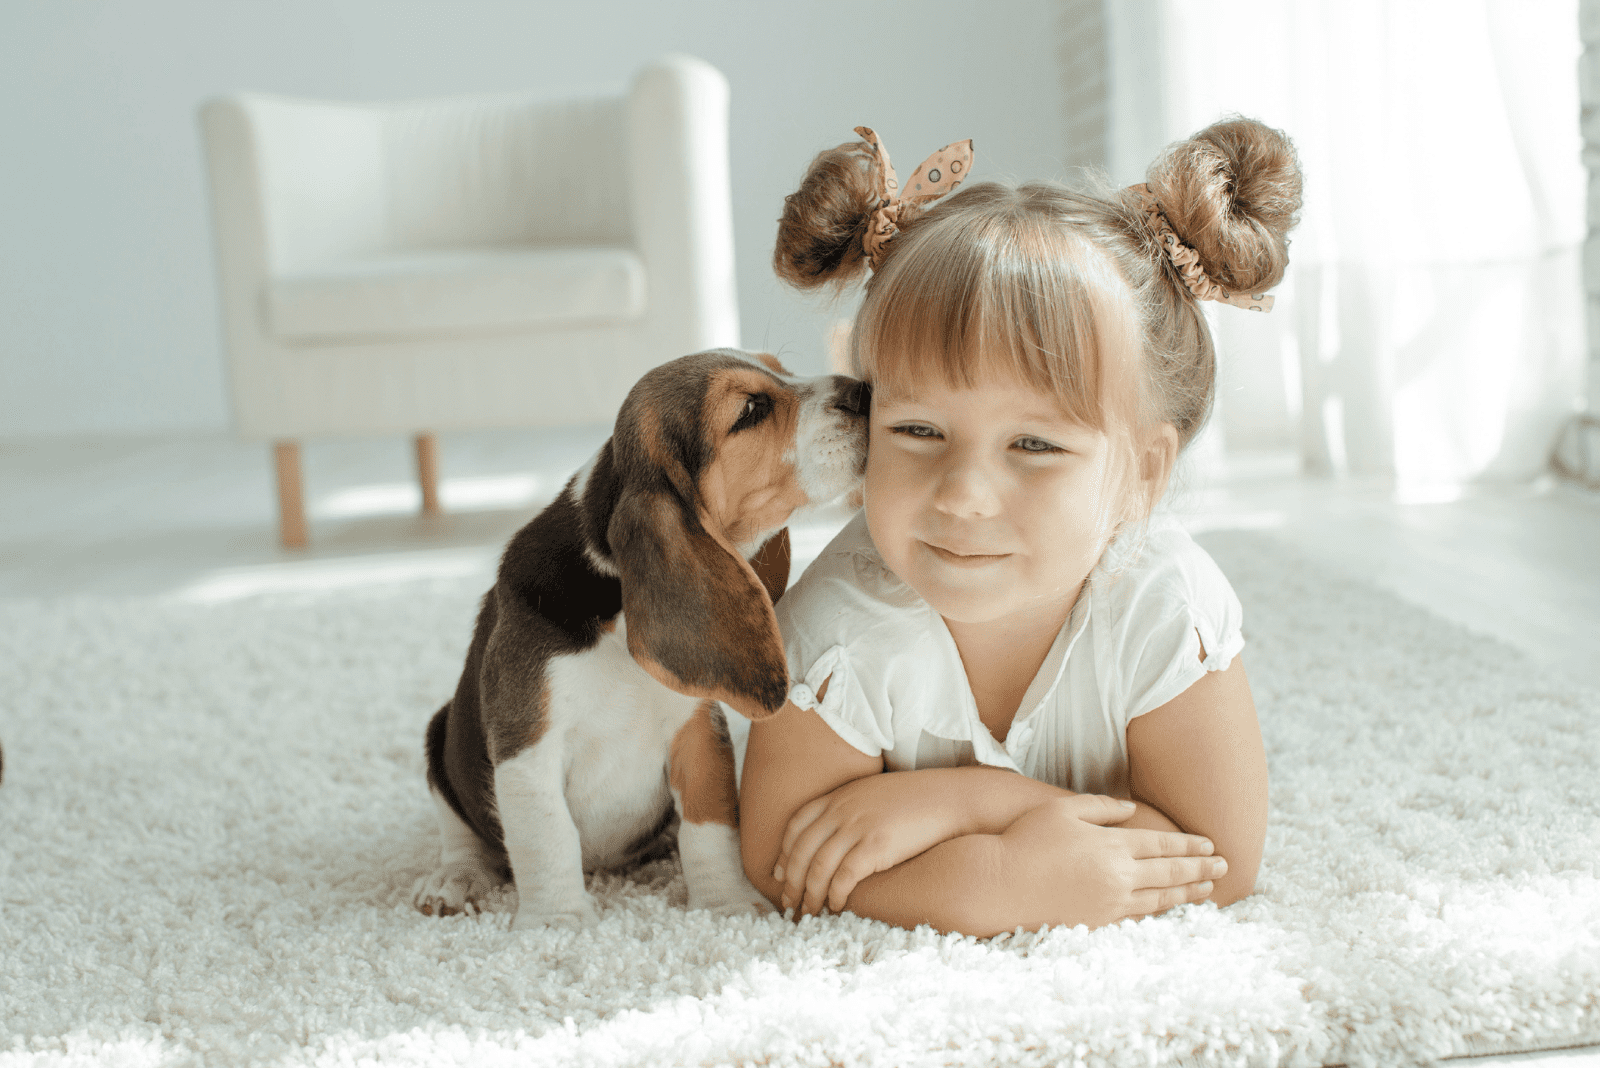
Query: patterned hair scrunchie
855 126 974 270
1129 183 1273 312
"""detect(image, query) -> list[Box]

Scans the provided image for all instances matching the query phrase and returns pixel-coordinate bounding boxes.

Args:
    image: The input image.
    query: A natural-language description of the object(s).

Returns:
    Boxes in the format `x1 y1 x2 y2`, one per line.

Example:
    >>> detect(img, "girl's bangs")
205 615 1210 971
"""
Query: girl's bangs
850 211 1143 432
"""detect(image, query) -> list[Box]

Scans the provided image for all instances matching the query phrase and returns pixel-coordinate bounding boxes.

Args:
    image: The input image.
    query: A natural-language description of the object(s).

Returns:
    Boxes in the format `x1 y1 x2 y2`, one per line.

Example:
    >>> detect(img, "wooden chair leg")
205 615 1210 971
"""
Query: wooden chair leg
273 441 308 549
415 432 442 516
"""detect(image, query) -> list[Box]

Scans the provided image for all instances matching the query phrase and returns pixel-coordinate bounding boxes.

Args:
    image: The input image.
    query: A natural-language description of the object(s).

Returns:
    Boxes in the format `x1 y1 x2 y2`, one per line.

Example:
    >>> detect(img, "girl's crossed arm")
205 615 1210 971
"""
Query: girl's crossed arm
739 679 1230 936
1126 652 1267 907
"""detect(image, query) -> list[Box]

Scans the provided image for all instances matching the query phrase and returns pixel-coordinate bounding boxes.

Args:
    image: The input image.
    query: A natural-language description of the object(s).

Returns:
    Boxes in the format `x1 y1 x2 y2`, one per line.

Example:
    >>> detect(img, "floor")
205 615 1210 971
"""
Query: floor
2 426 1597 1065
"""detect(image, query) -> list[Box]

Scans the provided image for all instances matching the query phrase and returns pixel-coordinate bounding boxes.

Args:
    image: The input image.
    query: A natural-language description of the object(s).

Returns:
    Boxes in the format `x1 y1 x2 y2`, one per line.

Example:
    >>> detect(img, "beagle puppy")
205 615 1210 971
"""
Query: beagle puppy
413 349 868 929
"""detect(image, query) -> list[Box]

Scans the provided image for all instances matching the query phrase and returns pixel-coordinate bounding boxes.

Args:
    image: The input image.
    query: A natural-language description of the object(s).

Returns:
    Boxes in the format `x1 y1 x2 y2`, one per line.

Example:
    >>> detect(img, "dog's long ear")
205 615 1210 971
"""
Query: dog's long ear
748 528 790 607
609 486 789 719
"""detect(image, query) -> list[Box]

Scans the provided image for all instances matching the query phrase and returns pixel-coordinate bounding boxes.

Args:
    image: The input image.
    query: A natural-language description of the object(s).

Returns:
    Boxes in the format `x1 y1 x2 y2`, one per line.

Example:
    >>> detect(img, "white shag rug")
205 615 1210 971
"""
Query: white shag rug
2 532 1598 1068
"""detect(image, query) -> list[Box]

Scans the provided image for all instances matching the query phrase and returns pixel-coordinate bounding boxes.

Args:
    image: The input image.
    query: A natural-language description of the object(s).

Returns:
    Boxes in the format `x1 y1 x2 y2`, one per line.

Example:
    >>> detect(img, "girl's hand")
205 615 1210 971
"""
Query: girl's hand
995 794 1224 930
774 771 972 916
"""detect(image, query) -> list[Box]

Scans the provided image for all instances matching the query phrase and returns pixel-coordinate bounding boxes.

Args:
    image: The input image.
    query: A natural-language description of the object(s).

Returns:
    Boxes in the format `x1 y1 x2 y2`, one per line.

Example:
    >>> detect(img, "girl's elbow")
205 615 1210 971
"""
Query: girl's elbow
1209 885 1253 908
1207 863 1260 907
742 862 784 911
738 825 785 908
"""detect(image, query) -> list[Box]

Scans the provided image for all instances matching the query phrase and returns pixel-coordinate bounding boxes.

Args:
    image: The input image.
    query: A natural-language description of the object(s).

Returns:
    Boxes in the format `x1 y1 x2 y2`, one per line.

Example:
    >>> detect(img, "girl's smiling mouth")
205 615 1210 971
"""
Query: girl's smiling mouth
923 540 1011 566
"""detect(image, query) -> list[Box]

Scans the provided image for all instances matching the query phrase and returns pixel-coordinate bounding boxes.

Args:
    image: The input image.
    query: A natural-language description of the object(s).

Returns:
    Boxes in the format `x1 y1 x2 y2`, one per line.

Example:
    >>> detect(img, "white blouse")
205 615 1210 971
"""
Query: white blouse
734 510 1244 799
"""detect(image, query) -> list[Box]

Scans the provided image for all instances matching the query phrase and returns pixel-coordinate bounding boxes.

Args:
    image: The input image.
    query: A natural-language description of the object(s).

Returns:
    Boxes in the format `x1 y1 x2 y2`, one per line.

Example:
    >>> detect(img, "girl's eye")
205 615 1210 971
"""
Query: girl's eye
1014 436 1065 454
889 424 942 440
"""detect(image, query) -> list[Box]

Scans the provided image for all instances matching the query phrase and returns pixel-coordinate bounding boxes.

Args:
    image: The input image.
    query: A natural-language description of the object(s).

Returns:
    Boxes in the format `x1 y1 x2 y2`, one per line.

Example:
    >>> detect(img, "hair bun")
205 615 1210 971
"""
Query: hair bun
1145 116 1303 295
773 141 880 291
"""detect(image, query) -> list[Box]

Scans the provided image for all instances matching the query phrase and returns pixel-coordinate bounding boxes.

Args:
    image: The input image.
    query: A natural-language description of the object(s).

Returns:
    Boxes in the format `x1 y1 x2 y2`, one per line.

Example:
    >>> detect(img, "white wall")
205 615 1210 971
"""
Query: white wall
0 0 1071 438
1584 0 1600 412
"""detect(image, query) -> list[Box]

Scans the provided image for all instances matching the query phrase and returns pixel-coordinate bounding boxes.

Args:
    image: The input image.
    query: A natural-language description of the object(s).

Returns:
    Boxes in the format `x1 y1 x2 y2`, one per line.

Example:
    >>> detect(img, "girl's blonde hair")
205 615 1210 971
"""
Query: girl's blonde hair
773 116 1303 521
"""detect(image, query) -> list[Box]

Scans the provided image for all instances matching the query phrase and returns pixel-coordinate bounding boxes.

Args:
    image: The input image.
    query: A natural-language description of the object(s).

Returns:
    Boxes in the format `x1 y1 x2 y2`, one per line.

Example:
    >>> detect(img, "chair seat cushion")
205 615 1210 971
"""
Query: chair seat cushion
265 246 647 342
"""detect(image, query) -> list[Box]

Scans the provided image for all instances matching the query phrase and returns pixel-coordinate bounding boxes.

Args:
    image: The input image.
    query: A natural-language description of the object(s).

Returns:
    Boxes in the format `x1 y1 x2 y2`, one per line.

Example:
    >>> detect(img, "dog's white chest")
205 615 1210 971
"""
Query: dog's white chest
546 618 701 870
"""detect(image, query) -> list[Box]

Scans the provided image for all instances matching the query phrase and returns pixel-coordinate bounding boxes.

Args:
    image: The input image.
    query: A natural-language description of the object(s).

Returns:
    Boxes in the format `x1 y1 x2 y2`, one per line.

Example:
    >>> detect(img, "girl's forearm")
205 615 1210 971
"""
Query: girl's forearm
832 766 1184 875
948 767 1183 837
840 826 1132 938
835 785 1197 937
1121 797 1184 833
837 832 1014 936
943 766 1070 834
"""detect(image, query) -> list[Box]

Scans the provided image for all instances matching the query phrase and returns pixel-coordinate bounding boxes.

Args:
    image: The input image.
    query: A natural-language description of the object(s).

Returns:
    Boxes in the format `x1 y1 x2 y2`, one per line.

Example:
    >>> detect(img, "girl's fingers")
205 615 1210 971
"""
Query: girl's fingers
825 847 876 913
775 797 829 881
1062 793 1142 826
777 808 838 901
779 818 835 907
1132 854 1227 890
799 831 858 916
1127 879 1214 918
1125 828 1214 860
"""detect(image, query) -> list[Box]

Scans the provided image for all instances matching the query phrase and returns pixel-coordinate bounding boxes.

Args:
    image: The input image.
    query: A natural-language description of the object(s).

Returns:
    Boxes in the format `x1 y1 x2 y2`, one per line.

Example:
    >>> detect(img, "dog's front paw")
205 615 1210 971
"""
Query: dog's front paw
678 821 778 917
413 862 502 918
702 895 778 919
512 893 601 932
687 874 777 917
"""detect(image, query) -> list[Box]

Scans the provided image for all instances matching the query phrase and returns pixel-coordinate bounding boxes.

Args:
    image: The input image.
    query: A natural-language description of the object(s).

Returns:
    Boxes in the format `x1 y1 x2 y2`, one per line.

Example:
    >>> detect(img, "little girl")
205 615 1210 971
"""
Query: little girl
738 118 1303 937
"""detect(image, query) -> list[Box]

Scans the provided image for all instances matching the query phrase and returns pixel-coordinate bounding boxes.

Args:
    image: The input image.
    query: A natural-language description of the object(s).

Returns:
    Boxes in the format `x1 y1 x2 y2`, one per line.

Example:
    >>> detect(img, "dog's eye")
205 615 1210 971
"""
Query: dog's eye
731 393 773 433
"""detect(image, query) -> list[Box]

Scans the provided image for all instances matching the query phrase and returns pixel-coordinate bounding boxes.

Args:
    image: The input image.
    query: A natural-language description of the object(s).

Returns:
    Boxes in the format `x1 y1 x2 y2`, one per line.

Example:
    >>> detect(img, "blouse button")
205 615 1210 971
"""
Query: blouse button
790 683 816 708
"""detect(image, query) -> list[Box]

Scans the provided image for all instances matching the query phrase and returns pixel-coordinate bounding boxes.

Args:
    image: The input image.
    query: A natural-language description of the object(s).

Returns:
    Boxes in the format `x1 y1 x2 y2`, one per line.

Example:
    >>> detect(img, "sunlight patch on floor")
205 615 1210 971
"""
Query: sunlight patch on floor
1395 479 1467 506
313 474 543 518
172 547 496 603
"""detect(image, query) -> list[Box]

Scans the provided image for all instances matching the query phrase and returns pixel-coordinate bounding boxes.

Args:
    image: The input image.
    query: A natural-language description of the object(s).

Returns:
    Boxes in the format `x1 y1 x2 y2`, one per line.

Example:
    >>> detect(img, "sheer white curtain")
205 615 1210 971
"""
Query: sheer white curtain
1106 0 1587 491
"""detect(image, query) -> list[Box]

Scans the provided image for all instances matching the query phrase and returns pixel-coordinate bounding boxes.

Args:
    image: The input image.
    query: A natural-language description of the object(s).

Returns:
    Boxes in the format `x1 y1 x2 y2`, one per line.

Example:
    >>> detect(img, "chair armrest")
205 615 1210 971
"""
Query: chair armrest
198 97 272 325
626 55 740 353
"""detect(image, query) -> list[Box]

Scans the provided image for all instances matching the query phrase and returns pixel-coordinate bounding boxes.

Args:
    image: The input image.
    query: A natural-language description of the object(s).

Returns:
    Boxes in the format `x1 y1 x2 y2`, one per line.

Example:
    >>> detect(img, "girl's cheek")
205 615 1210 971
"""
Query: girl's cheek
863 449 925 537
863 457 902 515
863 433 906 485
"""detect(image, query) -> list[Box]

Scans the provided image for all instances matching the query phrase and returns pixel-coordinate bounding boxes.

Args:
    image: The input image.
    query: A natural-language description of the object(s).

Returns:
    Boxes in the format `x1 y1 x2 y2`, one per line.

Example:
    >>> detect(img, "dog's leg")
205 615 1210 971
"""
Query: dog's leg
413 787 505 917
670 702 775 916
495 739 601 930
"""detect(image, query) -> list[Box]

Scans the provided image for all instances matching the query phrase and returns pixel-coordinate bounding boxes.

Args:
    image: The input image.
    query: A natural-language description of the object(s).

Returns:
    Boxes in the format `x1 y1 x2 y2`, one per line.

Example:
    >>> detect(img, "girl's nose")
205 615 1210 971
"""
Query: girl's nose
931 449 1002 518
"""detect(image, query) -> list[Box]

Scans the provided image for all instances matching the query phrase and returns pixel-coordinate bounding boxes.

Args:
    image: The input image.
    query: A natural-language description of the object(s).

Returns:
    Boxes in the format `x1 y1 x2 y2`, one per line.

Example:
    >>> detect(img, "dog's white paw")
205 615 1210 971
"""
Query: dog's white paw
686 874 777 916
678 821 775 917
701 895 778 918
512 893 601 932
413 862 502 918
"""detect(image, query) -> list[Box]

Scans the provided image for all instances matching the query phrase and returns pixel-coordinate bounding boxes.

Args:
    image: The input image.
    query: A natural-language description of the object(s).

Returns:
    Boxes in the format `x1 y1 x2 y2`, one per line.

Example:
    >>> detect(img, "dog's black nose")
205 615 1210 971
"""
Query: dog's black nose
832 378 871 417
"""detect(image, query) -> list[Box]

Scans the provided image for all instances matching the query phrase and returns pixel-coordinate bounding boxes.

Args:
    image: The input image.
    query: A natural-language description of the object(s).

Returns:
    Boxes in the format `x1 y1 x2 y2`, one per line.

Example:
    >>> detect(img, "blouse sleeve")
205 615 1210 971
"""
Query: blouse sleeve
1108 529 1245 722
773 550 899 758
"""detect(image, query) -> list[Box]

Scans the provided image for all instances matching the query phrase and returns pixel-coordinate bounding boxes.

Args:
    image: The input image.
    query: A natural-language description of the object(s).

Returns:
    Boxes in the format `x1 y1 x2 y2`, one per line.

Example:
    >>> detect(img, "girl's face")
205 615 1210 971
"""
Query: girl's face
864 369 1123 630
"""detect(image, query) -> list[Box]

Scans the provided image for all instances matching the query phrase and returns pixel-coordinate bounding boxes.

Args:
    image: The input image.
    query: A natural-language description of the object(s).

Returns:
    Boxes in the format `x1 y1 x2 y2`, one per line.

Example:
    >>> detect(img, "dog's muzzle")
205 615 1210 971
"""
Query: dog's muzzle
830 378 871 418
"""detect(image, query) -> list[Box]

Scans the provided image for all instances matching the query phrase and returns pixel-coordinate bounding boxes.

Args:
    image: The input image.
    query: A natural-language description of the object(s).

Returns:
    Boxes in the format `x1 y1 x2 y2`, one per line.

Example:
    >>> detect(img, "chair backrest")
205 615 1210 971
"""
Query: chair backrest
242 91 633 274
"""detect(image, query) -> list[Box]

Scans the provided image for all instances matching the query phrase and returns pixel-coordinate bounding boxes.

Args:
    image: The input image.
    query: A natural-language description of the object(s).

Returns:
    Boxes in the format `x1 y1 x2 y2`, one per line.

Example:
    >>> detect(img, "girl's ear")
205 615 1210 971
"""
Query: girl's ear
1141 423 1180 494
608 487 790 720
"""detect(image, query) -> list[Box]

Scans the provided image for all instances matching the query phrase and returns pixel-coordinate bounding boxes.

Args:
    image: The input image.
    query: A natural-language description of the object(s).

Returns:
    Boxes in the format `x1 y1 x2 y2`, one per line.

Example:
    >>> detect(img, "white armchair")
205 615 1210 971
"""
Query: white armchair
198 55 738 547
